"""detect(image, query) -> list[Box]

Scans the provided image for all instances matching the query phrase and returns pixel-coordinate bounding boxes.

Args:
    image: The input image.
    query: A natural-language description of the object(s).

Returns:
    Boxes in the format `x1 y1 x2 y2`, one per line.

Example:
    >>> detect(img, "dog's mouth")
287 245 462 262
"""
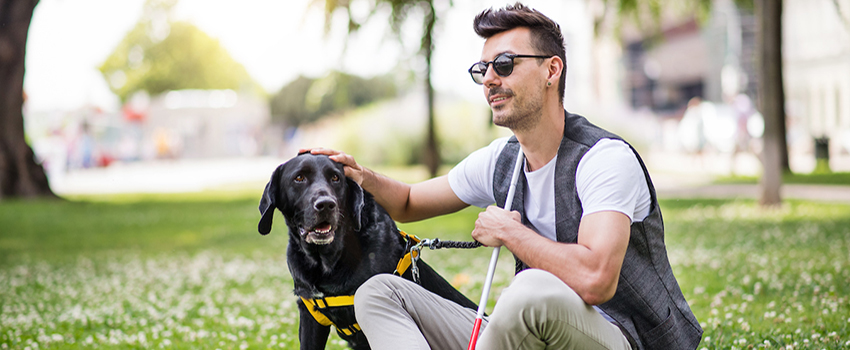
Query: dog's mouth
302 222 335 245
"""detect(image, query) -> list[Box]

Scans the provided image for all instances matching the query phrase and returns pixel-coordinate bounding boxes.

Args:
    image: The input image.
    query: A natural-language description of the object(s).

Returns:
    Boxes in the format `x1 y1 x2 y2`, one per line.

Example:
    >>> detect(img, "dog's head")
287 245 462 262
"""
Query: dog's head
258 153 364 247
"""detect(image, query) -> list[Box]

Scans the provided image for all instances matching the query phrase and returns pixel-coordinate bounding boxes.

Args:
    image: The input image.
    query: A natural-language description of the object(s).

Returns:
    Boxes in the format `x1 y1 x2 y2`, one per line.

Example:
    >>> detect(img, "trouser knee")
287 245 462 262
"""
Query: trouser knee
496 269 586 317
354 274 399 311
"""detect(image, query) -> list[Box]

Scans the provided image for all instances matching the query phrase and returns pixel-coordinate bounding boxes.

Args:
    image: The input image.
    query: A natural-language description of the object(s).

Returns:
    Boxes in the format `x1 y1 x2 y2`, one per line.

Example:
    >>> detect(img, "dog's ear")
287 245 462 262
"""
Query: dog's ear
258 164 285 235
346 177 365 232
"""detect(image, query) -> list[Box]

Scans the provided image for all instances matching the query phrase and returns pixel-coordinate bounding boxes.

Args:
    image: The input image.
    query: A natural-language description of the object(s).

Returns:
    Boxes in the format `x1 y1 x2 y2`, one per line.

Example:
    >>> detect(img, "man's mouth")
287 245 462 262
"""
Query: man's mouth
488 91 512 106
302 222 335 245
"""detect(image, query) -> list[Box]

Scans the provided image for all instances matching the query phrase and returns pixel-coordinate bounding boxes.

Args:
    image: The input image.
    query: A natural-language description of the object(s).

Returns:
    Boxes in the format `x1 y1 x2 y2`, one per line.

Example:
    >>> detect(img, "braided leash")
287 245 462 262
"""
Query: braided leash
406 237 482 283
427 238 483 250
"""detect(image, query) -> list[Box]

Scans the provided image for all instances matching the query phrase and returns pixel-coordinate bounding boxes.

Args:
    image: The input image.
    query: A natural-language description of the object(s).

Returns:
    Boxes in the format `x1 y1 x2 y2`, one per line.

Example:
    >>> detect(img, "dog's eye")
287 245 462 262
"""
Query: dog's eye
294 175 305 183
331 174 340 182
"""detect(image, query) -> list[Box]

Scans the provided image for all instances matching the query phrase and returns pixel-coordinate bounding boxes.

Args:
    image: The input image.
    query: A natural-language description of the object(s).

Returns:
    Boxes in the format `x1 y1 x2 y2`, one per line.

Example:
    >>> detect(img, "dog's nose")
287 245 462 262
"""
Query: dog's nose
314 197 337 212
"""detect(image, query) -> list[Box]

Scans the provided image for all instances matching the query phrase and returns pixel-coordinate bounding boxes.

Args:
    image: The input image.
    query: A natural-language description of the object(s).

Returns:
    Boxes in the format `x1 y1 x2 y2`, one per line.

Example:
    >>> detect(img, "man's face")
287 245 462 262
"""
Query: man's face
479 27 547 131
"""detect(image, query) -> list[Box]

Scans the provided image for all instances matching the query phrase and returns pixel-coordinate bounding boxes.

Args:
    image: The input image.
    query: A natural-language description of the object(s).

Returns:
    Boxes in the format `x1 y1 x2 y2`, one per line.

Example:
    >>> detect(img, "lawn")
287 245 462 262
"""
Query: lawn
1 191 848 349
716 172 850 186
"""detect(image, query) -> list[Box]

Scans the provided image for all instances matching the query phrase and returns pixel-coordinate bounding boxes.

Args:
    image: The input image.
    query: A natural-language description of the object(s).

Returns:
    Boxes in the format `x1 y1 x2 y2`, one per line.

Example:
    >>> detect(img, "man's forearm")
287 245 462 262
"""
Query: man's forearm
497 216 627 306
360 170 468 223
359 167 415 221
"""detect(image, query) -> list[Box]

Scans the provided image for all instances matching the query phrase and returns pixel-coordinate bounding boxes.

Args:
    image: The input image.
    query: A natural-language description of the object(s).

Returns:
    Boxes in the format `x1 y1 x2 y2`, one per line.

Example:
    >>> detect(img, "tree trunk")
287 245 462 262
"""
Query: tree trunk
421 1 440 178
755 0 783 206
0 0 55 200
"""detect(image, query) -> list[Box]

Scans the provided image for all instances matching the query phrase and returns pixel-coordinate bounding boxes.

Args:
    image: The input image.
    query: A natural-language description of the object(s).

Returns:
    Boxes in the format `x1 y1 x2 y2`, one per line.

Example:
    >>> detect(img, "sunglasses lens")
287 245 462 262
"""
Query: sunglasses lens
469 63 486 84
493 55 514 76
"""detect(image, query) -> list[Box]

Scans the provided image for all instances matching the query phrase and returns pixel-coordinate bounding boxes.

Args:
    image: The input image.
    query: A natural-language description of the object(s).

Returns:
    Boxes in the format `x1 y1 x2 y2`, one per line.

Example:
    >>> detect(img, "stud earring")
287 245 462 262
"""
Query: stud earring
547 81 552 86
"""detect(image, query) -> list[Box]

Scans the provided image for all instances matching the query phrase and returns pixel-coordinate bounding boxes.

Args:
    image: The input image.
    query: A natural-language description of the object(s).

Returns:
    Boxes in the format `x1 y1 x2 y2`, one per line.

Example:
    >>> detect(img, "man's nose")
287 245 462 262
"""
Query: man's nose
481 63 501 87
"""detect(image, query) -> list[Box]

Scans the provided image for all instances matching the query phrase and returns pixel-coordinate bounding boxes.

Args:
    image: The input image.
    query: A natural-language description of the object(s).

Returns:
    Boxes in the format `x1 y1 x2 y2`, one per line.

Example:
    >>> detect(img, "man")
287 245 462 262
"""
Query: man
309 3 702 349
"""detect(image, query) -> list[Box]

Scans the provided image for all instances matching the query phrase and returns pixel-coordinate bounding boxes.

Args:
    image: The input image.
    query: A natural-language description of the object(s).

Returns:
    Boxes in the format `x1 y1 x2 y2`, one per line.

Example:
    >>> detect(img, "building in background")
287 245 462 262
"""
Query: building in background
784 0 850 162
25 89 269 182
144 89 269 159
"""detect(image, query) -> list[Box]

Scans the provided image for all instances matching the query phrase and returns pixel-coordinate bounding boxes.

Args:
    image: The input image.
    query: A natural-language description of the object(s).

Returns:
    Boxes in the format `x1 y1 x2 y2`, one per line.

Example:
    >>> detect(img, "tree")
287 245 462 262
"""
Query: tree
754 0 783 206
99 0 260 102
312 0 443 177
0 0 56 200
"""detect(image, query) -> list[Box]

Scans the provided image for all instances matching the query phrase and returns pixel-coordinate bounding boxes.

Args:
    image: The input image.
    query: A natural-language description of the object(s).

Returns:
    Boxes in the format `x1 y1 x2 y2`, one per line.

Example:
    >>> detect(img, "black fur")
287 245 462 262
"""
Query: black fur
259 153 477 350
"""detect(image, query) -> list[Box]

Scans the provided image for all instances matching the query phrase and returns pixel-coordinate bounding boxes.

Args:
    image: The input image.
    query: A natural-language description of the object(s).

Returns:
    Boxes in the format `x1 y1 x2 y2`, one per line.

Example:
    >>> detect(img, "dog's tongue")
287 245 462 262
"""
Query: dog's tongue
315 223 332 233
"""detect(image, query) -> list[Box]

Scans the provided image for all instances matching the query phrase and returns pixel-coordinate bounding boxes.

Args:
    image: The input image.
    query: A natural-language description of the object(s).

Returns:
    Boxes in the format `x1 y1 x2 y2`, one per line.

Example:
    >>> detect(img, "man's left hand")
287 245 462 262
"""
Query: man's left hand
471 206 523 247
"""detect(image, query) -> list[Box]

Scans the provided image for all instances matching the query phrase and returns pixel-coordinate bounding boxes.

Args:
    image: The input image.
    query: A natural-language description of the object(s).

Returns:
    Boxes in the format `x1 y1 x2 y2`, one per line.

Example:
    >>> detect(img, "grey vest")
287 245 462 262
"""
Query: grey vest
493 111 702 350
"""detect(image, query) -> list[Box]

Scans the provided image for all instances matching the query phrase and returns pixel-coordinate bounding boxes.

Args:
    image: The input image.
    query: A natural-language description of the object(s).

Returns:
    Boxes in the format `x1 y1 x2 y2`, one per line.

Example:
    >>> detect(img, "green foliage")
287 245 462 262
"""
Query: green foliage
2 193 848 349
717 172 850 186
98 2 260 102
269 71 397 127
594 0 714 38
315 95 500 167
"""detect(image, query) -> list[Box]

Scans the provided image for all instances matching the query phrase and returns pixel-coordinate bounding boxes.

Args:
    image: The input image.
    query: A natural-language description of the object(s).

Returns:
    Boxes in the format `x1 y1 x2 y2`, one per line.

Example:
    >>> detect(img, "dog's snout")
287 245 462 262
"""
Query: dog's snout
314 197 337 212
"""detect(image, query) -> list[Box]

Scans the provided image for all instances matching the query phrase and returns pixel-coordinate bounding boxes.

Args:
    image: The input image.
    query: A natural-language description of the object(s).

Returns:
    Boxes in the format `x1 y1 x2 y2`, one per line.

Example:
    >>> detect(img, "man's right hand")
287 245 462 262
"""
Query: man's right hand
300 148 368 186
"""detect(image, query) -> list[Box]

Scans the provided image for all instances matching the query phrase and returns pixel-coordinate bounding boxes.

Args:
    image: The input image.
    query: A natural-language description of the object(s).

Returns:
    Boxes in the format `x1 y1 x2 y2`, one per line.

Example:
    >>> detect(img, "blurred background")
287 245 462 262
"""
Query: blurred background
3 2 850 348
7 0 850 196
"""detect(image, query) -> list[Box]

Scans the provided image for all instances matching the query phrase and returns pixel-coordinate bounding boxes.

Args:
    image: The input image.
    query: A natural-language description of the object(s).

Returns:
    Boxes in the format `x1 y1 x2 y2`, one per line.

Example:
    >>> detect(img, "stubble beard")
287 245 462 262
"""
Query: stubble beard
491 88 544 133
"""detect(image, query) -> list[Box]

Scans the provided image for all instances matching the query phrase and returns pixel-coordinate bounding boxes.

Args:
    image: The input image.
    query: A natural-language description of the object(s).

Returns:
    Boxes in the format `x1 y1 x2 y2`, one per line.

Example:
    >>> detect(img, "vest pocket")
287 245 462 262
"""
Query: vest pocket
634 306 679 349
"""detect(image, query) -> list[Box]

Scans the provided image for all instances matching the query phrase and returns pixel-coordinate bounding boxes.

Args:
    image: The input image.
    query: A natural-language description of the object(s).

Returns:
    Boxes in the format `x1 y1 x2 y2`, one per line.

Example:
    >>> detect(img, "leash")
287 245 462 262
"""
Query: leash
395 231 482 284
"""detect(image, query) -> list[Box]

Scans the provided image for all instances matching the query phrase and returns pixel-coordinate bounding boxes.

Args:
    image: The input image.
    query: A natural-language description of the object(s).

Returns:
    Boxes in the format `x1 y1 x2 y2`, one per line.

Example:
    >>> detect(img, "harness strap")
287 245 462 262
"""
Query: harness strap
300 296 335 327
300 296 361 336
298 230 424 337
394 230 420 277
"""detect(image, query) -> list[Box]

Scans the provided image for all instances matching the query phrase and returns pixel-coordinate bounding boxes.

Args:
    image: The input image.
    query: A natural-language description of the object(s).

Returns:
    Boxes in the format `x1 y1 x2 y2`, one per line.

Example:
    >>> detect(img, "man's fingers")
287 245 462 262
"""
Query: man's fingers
509 210 522 222
300 148 352 165
304 147 336 156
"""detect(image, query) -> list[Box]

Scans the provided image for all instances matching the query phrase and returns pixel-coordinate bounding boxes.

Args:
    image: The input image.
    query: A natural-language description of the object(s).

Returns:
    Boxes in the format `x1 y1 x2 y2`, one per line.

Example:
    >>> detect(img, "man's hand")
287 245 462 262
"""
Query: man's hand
471 206 523 247
300 148 368 186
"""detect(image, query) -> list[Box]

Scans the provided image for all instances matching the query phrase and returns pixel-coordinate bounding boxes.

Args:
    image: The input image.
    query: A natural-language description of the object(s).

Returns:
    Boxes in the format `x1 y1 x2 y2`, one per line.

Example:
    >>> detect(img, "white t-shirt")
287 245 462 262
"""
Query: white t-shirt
448 137 651 242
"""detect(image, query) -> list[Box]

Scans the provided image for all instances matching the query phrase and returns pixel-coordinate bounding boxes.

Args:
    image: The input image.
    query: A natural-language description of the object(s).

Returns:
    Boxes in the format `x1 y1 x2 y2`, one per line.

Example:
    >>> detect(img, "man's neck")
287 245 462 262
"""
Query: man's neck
514 104 564 172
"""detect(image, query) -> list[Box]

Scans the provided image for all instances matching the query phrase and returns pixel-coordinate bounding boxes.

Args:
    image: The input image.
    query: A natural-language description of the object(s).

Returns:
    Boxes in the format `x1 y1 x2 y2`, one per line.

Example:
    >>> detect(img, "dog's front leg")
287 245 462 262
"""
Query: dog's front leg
297 301 332 350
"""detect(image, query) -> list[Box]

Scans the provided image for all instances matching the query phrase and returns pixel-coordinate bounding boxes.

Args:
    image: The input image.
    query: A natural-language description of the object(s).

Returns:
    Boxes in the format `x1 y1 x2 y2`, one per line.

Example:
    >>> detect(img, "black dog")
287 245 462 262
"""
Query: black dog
258 153 477 350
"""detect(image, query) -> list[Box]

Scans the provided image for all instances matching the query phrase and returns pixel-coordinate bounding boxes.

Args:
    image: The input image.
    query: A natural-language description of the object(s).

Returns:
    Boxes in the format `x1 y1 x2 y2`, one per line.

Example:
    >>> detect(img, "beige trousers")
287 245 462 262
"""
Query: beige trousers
353 269 631 350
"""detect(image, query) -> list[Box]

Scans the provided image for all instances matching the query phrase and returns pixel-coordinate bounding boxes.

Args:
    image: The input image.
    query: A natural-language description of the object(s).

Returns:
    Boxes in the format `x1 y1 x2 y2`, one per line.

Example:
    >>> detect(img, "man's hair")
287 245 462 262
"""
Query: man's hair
473 3 567 103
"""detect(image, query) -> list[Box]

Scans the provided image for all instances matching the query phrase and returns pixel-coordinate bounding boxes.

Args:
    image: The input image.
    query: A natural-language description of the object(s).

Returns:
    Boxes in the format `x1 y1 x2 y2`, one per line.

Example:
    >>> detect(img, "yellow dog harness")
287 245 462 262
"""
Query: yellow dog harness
299 230 421 337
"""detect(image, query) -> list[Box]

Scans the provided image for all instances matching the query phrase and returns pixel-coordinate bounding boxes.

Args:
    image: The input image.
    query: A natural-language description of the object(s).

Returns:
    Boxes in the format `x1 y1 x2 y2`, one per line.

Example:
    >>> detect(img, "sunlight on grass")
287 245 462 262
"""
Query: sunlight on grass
1 194 848 349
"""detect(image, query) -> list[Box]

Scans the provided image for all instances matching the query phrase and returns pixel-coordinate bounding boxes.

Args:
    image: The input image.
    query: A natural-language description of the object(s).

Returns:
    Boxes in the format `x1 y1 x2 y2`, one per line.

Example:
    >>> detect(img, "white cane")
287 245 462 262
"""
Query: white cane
467 146 524 350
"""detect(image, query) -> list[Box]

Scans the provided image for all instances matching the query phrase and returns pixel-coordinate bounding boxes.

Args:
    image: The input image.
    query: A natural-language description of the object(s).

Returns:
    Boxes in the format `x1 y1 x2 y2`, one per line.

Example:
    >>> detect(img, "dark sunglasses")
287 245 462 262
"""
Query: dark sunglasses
468 53 552 85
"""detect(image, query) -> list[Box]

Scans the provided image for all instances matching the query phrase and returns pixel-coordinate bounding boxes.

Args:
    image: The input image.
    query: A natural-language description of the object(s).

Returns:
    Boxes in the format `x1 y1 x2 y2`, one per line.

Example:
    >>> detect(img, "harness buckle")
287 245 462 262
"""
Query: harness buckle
410 244 421 284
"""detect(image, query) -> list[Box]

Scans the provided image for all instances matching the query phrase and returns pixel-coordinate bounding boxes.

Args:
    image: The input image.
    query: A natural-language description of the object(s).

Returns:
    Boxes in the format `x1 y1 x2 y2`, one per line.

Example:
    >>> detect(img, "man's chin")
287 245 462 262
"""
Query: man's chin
492 112 515 128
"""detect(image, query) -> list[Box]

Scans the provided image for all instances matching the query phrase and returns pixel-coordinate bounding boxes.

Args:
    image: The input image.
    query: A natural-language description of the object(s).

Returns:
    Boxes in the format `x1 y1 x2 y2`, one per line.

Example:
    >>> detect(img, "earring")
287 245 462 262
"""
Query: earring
547 81 552 87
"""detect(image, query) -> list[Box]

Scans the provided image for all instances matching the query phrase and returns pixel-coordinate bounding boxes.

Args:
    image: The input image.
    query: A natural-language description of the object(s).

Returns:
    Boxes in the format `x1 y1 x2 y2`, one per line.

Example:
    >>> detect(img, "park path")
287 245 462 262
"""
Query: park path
647 150 850 203
48 152 850 204
655 182 850 203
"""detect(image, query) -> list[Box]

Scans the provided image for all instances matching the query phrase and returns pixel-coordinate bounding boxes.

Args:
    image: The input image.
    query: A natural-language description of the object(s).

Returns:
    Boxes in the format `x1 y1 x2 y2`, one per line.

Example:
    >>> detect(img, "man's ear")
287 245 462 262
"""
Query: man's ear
258 164 285 235
548 55 565 81
346 177 365 232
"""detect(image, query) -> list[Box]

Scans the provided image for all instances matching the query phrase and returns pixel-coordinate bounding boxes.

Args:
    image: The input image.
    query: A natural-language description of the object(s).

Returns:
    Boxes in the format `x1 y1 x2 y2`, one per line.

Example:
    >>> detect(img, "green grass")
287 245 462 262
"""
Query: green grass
1 193 848 349
716 172 850 186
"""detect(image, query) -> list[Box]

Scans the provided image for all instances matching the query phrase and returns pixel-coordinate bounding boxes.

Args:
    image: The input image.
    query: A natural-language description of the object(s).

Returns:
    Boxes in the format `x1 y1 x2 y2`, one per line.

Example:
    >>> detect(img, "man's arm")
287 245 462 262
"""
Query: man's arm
472 208 630 305
307 148 469 222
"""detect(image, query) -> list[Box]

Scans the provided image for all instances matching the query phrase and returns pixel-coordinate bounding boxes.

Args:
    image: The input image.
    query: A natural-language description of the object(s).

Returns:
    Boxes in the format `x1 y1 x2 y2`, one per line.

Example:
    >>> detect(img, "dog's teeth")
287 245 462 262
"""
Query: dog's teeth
313 224 332 234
